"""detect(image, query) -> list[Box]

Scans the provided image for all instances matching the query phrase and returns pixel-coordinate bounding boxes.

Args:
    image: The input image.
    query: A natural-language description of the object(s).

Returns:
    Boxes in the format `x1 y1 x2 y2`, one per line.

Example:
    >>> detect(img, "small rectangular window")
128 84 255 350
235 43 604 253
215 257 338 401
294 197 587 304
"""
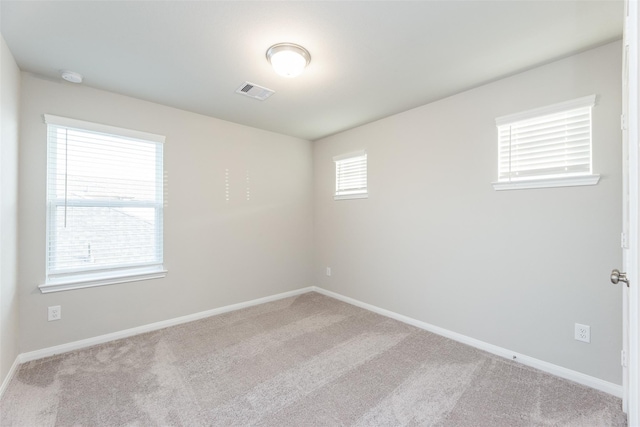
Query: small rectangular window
41 115 166 293
492 95 600 190
334 151 368 200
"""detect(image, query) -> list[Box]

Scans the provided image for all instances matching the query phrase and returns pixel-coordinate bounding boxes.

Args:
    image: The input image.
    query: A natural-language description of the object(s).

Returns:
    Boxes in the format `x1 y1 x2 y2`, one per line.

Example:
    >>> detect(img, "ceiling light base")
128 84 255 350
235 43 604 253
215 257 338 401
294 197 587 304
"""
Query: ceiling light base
266 43 311 78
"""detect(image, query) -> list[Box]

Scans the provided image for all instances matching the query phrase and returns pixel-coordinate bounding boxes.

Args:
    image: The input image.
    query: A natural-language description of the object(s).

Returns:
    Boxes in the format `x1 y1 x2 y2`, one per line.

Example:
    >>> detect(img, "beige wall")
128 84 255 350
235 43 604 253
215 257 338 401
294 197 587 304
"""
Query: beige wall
18 73 313 352
0 35 20 384
313 41 623 384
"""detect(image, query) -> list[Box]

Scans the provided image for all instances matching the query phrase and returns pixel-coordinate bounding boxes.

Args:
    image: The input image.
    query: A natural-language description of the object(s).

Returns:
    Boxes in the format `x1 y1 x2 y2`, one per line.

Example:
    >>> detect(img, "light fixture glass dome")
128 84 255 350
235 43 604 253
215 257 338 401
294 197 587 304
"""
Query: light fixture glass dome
266 43 311 78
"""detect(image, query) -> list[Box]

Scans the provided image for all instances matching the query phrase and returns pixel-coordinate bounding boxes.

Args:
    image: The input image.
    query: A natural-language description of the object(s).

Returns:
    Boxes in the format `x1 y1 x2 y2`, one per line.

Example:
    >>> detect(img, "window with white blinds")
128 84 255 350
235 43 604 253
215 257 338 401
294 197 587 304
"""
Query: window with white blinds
493 95 600 190
334 151 368 200
42 115 166 293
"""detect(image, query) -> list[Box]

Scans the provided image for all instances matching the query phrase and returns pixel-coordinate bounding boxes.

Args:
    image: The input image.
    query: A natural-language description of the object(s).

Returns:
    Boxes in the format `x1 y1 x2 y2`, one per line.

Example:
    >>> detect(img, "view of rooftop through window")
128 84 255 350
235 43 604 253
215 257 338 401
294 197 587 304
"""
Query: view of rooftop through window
46 122 164 279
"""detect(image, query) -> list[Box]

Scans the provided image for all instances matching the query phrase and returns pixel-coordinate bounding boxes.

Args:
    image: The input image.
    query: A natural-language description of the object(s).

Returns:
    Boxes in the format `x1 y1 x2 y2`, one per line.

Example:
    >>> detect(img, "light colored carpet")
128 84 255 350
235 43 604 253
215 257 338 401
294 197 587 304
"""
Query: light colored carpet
0 292 627 426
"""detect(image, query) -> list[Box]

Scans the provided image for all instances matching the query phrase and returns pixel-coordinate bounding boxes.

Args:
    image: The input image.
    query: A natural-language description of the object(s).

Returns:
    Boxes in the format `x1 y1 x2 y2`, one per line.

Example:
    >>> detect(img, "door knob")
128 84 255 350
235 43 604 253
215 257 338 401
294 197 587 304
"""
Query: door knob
611 269 629 287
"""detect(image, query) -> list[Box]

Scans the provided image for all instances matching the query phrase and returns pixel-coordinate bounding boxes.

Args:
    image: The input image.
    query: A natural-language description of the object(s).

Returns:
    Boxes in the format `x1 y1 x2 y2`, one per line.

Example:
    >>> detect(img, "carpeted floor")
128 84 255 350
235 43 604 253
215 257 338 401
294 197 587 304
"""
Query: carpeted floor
0 292 627 426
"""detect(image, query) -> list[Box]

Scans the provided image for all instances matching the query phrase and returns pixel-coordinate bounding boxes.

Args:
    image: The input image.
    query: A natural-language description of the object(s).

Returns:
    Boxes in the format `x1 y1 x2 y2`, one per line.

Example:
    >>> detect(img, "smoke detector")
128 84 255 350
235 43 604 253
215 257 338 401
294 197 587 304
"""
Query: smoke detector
61 70 83 84
235 82 275 101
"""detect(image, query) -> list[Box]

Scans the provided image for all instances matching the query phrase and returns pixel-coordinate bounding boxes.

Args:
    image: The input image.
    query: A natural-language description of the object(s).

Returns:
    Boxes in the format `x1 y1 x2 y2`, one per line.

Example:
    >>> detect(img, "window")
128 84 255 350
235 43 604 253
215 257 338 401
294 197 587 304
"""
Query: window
334 151 368 200
41 115 166 293
492 95 600 190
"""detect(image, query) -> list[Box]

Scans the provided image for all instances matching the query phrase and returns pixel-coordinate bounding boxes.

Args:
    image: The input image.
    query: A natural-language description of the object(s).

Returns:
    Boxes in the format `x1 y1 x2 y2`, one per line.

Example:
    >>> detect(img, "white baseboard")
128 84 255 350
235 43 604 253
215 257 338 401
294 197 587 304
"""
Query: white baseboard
5 285 622 400
19 287 314 363
311 286 623 398
0 355 21 400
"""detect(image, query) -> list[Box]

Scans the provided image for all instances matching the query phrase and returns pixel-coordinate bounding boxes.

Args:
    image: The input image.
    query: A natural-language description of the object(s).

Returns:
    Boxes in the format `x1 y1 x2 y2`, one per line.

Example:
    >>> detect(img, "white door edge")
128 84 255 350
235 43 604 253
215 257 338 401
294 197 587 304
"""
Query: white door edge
624 0 639 424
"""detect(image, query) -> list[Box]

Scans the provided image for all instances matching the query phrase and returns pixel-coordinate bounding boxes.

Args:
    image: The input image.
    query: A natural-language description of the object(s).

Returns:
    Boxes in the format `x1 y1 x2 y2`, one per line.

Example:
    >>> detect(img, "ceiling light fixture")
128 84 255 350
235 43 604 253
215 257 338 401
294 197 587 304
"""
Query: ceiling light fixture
61 70 83 84
266 43 311 78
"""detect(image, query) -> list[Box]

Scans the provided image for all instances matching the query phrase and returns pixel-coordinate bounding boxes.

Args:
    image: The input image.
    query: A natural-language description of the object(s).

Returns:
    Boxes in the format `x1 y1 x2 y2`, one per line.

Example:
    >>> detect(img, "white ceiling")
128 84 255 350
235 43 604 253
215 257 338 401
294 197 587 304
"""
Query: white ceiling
1 1 623 141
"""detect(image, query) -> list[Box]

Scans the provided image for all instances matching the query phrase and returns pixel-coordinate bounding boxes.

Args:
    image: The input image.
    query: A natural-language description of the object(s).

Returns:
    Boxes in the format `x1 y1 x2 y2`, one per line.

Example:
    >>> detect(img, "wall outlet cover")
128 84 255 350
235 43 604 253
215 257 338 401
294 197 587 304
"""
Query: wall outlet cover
575 323 590 343
48 305 61 321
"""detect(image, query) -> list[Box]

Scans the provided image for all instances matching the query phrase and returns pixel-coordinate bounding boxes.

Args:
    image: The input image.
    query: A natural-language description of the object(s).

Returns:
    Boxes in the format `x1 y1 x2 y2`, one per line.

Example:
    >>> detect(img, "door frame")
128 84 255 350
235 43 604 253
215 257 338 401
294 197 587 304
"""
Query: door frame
624 0 639 424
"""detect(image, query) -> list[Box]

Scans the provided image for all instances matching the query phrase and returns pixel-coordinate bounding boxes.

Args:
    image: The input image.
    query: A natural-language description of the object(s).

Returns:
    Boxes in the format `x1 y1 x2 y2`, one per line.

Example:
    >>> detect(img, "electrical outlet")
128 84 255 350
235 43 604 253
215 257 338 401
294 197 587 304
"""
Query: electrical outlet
575 323 590 343
48 305 61 321
326 267 332 276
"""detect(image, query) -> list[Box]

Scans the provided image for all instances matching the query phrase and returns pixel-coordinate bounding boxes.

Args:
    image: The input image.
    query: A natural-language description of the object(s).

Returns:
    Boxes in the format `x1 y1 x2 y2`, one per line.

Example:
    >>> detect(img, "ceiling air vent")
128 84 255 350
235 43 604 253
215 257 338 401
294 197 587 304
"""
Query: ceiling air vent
235 82 275 101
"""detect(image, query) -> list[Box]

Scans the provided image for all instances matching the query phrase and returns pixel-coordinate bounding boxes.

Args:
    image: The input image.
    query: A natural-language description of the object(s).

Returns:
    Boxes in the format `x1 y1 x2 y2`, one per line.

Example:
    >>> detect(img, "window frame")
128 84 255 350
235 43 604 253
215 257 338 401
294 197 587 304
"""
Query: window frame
334 150 368 200
40 115 167 293
492 95 601 191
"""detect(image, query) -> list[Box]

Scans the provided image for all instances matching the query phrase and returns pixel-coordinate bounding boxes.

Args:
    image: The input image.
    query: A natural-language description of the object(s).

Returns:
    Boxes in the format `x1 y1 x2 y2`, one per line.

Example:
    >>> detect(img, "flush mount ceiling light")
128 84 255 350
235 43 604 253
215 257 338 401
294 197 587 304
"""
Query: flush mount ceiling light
266 43 311 78
61 70 83 84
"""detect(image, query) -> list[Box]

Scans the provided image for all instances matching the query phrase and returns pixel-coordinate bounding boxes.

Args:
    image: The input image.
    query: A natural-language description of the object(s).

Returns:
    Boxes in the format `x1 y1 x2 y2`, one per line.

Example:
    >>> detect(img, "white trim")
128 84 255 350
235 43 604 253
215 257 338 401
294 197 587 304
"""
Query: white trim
495 95 597 126
624 0 640 422
311 286 622 398
43 114 165 144
492 174 600 191
39 269 168 294
19 287 314 362
334 193 368 200
0 355 20 400
333 150 366 162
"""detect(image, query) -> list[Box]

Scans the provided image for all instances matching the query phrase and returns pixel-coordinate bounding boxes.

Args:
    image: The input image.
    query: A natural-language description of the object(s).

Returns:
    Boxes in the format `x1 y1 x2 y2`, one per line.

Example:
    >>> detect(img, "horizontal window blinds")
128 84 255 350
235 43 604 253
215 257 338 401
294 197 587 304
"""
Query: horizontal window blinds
335 152 367 199
44 115 164 281
496 96 595 182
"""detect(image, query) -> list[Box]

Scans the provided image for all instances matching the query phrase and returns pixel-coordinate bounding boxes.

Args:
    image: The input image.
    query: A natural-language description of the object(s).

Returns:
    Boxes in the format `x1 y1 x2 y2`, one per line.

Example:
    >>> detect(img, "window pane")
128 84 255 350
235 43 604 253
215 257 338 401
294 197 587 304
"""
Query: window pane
45 115 164 284
497 104 592 182
49 206 160 273
335 154 367 198
50 128 159 202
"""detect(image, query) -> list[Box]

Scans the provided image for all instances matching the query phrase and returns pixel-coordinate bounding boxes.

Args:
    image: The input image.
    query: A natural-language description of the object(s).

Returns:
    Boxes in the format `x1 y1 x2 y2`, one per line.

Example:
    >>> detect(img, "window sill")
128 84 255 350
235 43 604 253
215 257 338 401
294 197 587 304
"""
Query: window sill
334 193 368 201
39 267 167 293
492 174 600 191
